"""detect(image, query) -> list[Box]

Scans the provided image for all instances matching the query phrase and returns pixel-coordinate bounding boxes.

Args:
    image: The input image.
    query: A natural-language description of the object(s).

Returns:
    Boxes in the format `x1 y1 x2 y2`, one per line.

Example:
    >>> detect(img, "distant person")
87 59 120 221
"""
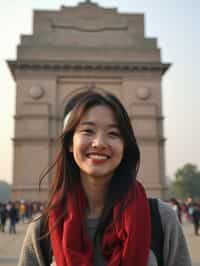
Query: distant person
0 203 7 232
0 202 2 228
186 197 194 221
6 201 11 213
169 198 182 223
191 203 200 236
8 202 18 234
181 203 189 222
19 201 26 223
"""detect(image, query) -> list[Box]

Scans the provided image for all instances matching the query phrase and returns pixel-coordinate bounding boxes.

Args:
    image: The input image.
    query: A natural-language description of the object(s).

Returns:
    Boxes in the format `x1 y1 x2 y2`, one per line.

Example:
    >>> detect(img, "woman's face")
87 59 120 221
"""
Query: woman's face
71 105 124 181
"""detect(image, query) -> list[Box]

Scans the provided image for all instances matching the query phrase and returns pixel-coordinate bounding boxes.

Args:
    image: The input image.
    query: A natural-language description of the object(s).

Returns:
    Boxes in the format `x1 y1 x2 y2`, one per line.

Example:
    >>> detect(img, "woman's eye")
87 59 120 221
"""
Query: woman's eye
81 128 94 134
108 131 121 137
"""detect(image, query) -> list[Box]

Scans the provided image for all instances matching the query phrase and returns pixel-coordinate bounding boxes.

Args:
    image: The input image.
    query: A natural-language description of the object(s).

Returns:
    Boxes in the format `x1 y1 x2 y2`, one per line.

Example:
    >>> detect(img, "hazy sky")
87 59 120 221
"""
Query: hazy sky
0 0 199 184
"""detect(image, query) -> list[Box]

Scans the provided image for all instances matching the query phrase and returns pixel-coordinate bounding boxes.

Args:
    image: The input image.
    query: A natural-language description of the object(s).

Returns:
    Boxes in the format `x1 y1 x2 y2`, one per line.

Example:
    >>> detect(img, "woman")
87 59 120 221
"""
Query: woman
18 89 192 266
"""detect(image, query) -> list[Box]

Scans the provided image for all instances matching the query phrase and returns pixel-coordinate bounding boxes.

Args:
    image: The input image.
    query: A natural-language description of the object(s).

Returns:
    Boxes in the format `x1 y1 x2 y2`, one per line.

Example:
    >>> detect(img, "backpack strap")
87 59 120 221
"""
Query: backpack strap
148 198 164 266
39 217 53 266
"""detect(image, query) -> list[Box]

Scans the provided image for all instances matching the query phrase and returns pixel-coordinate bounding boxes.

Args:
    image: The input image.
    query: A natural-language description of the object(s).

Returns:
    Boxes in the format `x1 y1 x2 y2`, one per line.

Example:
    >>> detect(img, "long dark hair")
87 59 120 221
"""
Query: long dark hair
40 89 140 242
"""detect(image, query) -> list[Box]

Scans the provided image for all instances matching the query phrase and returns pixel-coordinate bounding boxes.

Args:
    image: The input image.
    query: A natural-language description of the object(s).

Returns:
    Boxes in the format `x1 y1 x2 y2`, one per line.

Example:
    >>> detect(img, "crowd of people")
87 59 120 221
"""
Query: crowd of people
1 197 200 236
0 200 44 233
169 197 200 235
1 198 199 235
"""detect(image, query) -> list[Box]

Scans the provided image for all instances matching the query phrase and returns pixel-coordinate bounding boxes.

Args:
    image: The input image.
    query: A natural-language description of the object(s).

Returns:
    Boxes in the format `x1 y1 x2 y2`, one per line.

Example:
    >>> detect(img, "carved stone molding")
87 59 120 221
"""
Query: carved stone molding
12 186 49 190
13 137 55 143
8 60 170 78
52 23 128 32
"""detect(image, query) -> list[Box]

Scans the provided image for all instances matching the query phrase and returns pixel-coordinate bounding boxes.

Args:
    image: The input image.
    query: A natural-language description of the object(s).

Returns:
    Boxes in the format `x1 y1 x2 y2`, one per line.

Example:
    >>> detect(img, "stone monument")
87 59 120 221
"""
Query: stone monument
8 1 170 201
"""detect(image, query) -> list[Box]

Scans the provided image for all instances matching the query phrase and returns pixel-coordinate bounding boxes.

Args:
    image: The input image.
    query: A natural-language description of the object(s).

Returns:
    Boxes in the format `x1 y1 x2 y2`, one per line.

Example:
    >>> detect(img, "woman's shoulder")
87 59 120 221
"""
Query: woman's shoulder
156 199 180 229
25 216 43 241
157 199 175 215
155 200 192 266
18 216 46 266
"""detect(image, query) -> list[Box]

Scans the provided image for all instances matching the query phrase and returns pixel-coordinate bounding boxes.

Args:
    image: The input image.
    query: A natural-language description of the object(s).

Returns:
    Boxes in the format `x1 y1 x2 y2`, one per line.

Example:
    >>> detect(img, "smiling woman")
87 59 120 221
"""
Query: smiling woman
72 105 124 219
18 89 192 266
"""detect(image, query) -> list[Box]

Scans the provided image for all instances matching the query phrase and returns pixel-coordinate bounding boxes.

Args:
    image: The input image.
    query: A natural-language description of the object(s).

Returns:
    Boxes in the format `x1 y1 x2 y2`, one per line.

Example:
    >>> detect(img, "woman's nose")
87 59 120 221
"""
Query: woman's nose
91 133 107 148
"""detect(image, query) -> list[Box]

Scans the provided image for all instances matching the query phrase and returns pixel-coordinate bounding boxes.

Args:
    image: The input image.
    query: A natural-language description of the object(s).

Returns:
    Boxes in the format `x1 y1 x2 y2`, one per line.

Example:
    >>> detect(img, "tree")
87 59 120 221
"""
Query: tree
169 163 200 200
0 180 11 202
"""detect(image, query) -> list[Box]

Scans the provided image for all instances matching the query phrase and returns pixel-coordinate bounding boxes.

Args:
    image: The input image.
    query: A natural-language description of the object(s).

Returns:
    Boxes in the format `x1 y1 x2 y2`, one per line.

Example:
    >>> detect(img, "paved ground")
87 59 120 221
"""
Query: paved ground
0 220 199 266
0 222 28 266
184 221 200 266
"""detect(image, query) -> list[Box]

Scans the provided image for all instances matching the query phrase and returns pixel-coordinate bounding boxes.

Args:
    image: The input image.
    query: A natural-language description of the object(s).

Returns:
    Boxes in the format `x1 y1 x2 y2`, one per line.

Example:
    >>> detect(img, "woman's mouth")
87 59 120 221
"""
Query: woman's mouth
87 153 110 163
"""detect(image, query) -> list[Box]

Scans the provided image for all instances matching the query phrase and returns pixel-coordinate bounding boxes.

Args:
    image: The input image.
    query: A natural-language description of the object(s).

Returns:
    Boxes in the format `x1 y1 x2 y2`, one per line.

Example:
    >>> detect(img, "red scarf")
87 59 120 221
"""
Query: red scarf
49 181 151 266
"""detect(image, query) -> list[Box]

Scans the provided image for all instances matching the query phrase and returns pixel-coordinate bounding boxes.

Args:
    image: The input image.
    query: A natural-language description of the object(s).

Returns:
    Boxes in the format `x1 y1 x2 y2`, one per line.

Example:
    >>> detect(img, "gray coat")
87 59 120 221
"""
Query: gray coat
18 200 192 266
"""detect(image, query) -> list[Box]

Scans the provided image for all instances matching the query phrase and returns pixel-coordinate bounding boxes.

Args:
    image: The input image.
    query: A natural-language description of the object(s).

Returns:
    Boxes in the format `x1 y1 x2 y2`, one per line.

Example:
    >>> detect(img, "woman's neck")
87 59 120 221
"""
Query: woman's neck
80 174 110 219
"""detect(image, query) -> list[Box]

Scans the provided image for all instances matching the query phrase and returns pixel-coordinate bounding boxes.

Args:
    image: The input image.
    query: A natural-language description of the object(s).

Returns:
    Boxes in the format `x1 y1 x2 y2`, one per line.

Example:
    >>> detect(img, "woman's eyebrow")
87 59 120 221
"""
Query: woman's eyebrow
80 121 119 128
79 121 95 126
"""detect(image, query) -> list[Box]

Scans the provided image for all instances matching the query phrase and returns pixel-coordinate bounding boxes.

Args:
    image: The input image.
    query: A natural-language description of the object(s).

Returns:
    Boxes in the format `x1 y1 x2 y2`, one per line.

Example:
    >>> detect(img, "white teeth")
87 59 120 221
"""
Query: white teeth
88 154 108 160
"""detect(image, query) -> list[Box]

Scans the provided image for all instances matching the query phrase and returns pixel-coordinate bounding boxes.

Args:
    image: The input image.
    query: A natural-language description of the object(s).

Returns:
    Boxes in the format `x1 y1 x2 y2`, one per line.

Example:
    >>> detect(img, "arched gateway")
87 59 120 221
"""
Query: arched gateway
8 1 170 201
